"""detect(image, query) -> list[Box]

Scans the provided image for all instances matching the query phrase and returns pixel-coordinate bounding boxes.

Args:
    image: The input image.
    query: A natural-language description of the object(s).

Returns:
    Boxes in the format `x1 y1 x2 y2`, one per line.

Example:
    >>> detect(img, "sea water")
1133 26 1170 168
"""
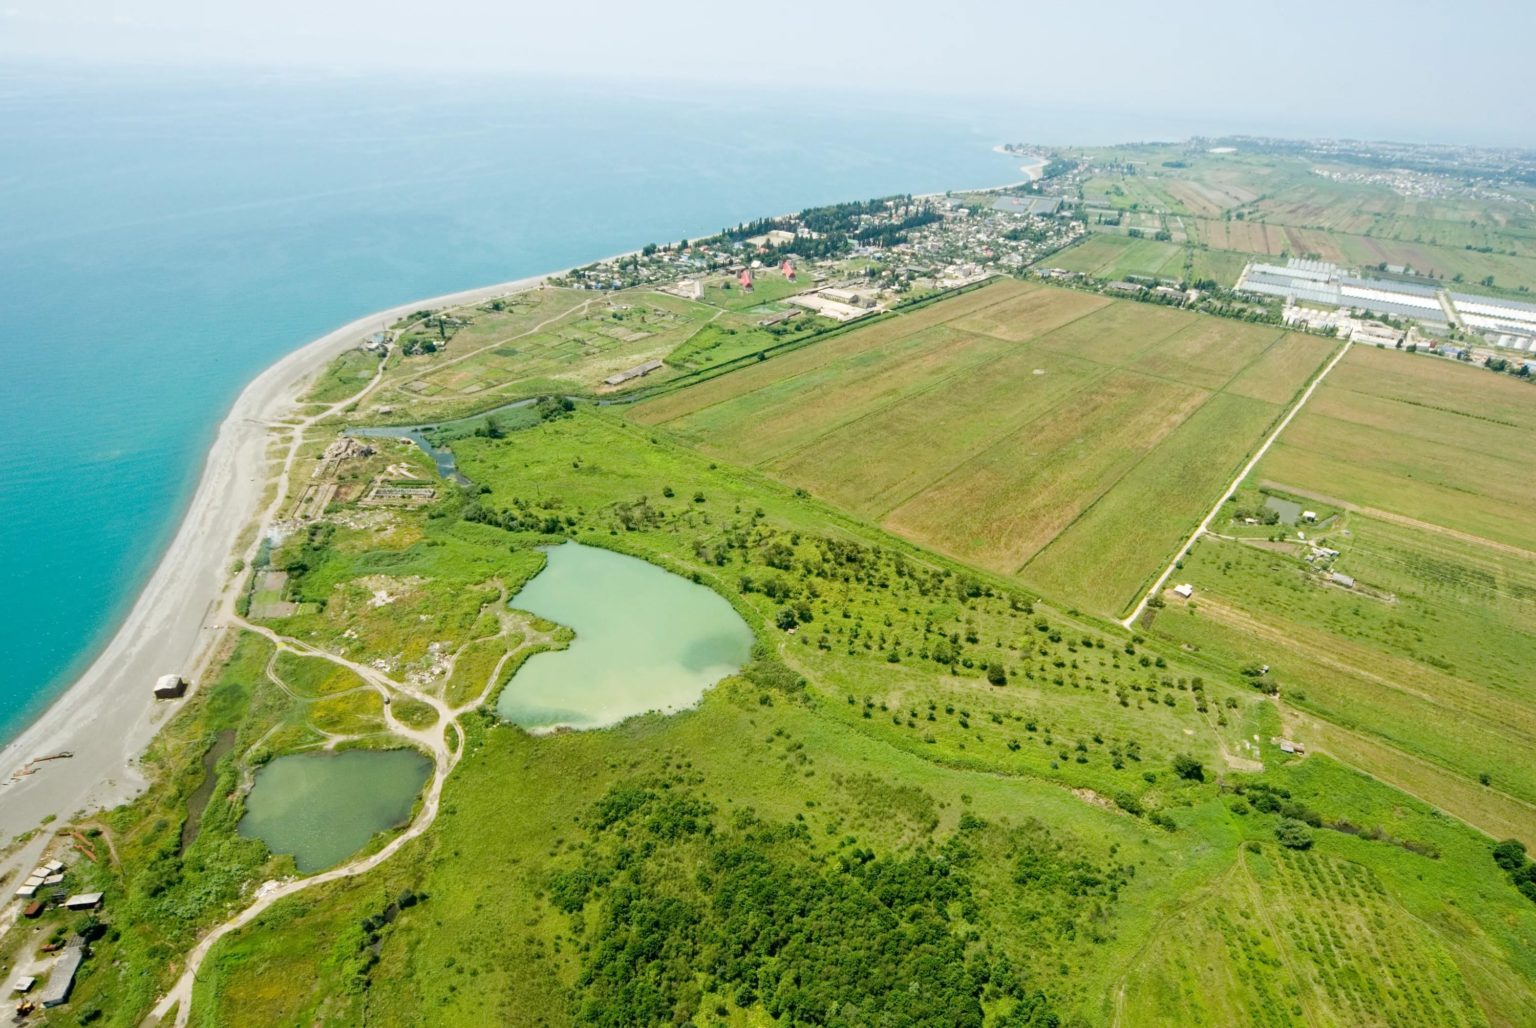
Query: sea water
2 63 1253 743
0 67 1035 742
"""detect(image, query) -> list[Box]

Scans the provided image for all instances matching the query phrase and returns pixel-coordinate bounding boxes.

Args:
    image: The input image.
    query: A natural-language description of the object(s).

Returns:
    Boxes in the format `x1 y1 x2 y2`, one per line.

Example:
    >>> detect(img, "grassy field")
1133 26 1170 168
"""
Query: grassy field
1045 234 1186 282
1071 144 1536 292
25 272 1536 1026
360 287 733 423
633 280 1335 617
1257 347 1536 549
176 411 1536 1028
1143 346 1536 845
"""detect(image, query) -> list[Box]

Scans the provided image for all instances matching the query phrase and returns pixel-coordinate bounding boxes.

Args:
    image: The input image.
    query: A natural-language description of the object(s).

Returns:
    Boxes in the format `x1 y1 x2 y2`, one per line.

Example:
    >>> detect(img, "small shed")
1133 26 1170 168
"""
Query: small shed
22 902 43 919
1329 572 1355 589
1279 740 1296 754
1173 583 1194 599
43 860 64 874
11 976 35 994
154 674 186 699
62 893 102 911
1301 510 1318 522
13 885 37 899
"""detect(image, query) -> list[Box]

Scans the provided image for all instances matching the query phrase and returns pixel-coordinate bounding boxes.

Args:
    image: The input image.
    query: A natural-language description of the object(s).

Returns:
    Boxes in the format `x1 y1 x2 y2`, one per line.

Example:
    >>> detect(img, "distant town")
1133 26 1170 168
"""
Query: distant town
544 136 1536 384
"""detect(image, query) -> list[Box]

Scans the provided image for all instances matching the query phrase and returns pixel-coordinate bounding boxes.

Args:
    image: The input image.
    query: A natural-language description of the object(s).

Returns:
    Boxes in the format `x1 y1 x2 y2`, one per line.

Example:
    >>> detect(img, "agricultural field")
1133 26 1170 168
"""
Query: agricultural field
1257 346 1536 548
174 411 1536 1028
632 279 1336 617
36 263 1536 1026
1044 231 1255 289
1144 346 1536 841
1046 234 1186 282
1070 144 1536 292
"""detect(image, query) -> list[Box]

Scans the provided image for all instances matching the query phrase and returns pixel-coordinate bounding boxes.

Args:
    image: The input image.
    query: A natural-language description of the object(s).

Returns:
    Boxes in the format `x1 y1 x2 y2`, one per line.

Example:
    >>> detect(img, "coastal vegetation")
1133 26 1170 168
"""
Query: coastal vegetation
11 176 1536 1026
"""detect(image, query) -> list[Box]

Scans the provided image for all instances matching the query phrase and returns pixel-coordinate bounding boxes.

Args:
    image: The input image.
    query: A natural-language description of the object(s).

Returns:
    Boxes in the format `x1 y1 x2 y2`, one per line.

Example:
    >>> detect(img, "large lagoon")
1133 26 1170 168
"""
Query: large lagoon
497 543 754 732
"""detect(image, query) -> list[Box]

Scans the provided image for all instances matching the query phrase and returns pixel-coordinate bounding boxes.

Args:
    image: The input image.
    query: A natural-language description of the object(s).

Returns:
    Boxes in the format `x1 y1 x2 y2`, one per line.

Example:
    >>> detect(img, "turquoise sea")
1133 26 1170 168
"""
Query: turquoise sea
0 65 1288 742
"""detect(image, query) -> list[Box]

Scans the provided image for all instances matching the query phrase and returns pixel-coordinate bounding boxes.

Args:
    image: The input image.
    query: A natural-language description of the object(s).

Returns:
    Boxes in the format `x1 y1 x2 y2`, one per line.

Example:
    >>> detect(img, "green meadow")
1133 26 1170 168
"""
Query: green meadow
21 269 1536 1027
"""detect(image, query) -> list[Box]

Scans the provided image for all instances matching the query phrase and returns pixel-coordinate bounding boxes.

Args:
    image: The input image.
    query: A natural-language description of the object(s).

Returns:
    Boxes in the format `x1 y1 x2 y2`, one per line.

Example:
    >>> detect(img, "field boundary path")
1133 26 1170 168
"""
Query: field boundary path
1120 339 1352 628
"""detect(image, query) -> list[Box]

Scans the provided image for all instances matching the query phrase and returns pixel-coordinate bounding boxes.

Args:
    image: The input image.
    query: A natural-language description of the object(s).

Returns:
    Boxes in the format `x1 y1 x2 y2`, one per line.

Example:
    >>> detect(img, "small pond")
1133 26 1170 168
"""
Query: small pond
238 748 432 872
497 542 755 732
1263 494 1304 525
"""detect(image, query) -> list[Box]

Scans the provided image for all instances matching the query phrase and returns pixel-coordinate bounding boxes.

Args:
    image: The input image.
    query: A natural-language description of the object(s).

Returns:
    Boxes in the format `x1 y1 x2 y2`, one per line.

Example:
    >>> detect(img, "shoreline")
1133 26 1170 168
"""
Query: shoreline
0 266 574 850
0 166 1036 854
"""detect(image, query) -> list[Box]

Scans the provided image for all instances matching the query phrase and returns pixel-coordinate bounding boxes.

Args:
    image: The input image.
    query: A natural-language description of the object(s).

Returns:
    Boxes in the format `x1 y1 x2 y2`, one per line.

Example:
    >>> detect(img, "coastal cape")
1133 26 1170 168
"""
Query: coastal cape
0 270 560 879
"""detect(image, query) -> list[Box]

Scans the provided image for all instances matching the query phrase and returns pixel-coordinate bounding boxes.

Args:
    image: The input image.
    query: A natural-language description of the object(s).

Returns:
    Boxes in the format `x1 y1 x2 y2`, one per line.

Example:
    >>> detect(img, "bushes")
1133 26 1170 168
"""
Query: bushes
1275 818 1315 850
1492 838 1536 903
1171 753 1204 782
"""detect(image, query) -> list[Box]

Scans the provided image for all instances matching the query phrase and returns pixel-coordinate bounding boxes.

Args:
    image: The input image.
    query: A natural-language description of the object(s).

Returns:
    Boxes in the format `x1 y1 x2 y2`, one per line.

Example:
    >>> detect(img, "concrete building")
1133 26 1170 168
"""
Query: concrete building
1238 259 1447 323
787 293 871 323
1450 293 1536 339
820 287 872 308
602 359 665 387
39 940 85 1008
154 674 186 699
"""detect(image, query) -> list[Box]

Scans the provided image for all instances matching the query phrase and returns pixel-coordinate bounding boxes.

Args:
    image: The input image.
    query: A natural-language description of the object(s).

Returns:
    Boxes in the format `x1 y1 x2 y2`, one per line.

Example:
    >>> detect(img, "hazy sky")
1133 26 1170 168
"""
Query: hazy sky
5 0 1533 145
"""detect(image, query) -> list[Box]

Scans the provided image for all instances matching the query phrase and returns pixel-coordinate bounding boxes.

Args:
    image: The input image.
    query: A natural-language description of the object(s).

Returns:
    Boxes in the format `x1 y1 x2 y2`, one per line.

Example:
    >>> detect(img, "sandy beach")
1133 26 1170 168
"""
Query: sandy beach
0 172 1033 874
0 269 564 866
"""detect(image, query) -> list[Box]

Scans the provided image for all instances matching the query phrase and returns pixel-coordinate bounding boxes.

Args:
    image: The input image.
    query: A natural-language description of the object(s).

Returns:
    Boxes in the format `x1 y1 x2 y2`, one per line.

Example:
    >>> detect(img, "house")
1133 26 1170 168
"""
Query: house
62 893 102 911
153 674 186 699
1173 583 1194 599
1301 510 1317 522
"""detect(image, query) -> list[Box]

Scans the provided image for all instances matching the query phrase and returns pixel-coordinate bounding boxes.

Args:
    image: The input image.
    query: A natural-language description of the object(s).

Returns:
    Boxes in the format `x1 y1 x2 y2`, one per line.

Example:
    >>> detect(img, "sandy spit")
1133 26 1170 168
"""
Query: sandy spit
0 269 564 850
